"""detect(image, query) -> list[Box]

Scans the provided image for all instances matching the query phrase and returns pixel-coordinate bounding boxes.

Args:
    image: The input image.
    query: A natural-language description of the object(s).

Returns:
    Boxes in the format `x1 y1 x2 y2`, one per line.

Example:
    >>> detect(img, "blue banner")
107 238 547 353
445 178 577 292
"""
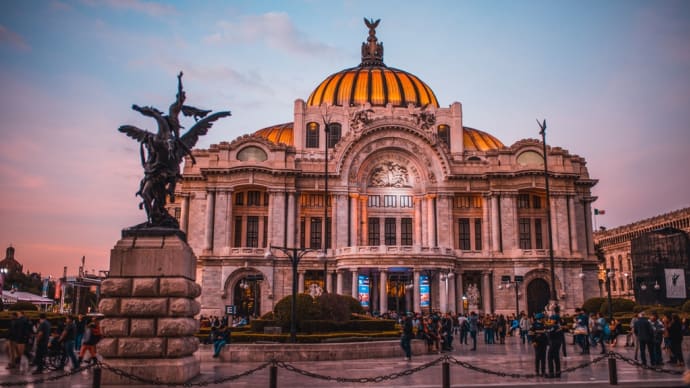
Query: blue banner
358 275 370 307
420 275 430 307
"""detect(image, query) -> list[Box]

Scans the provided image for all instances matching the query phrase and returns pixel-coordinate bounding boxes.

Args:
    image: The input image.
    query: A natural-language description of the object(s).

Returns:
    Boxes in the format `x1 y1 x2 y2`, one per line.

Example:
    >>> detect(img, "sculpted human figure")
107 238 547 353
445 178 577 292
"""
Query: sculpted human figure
119 72 231 228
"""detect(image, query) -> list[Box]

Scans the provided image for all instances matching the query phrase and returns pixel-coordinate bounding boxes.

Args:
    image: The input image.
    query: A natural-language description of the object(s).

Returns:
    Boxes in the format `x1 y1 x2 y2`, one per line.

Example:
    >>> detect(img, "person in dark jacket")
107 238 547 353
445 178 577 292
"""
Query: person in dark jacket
530 313 548 377
633 312 654 366
400 314 414 360
668 314 684 366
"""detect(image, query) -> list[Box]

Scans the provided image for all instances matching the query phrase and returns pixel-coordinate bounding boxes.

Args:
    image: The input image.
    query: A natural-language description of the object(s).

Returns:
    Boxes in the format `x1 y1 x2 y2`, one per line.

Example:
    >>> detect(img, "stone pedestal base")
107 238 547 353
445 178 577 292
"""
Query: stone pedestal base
101 356 199 385
98 233 202 385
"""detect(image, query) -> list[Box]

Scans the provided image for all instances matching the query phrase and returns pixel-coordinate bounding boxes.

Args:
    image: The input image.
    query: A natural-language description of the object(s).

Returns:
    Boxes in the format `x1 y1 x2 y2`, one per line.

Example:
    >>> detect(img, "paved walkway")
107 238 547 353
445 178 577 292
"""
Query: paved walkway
0 336 687 387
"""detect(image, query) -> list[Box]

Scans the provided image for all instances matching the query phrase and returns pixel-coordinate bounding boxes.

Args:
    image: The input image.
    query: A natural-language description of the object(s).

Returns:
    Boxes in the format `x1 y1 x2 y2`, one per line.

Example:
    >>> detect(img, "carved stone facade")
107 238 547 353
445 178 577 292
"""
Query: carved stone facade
170 22 600 317
593 207 690 300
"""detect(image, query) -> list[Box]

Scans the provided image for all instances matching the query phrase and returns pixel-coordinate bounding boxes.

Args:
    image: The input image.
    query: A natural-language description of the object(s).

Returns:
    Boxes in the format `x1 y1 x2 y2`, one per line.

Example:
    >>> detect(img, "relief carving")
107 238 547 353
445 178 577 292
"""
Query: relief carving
369 161 411 188
411 105 436 130
350 108 374 132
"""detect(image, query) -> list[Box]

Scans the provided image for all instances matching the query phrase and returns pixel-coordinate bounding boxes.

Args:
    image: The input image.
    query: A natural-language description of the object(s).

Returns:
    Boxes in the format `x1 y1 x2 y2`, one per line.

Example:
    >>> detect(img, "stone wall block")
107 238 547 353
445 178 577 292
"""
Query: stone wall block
100 278 132 297
132 278 159 296
98 298 120 316
118 337 165 358
157 318 199 337
129 319 156 337
159 278 194 297
165 337 199 357
169 298 194 316
96 338 119 357
190 300 201 316
120 298 168 316
100 318 129 337
192 282 202 298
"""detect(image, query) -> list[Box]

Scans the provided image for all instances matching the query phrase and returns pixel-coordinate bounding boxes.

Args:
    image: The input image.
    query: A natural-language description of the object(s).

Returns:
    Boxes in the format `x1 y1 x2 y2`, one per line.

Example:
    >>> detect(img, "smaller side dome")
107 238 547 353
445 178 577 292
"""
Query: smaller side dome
252 123 294 146
463 127 504 151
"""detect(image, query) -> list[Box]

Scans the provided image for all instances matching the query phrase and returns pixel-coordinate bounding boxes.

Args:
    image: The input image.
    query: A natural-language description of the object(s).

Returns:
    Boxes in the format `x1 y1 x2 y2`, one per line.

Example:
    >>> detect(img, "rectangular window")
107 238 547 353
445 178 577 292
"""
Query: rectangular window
262 216 268 247
368 217 380 246
300 194 324 208
247 191 261 206
310 217 322 249
532 195 542 209
246 216 259 247
264 192 270 207
327 123 341 148
234 216 242 247
399 195 413 208
300 217 306 248
306 122 319 148
384 218 396 245
455 196 470 208
534 218 543 249
326 217 331 249
401 218 413 245
519 218 531 249
458 218 470 250
368 195 380 208
173 207 181 220
383 195 397 208
474 218 482 251
517 194 530 209
235 192 244 206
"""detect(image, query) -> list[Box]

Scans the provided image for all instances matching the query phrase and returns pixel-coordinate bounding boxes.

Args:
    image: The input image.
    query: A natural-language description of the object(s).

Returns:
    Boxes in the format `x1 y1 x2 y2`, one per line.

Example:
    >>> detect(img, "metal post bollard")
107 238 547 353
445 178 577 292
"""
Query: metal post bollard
442 360 450 388
92 365 102 388
269 363 278 388
608 352 618 385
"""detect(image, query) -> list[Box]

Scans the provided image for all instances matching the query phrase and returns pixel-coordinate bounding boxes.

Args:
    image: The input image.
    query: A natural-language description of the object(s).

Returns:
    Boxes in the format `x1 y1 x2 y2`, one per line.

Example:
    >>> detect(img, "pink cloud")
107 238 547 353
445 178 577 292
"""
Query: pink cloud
0 24 30 51
81 0 176 17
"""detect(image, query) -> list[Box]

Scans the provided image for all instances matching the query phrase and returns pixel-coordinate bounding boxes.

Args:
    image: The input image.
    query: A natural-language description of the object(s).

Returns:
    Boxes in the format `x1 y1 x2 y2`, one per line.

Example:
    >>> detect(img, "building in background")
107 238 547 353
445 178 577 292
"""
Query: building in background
594 207 690 302
171 21 600 318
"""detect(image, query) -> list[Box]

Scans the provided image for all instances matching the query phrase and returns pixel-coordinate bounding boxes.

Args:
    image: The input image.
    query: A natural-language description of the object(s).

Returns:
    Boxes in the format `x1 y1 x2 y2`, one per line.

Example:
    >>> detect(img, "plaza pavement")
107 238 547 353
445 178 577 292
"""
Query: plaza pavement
0 335 687 387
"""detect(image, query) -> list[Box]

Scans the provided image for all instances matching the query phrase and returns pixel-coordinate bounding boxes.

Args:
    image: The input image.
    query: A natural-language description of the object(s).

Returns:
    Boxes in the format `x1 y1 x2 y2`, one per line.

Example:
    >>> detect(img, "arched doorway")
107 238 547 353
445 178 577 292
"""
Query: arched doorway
526 278 550 317
233 274 263 318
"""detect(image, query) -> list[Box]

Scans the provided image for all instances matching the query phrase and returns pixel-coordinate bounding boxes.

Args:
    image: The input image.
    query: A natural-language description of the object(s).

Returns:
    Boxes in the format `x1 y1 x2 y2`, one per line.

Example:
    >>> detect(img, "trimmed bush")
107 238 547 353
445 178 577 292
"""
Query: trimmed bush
682 300 690 313
273 294 320 330
582 297 606 314
7 302 38 311
250 319 279 333
599 298 635 314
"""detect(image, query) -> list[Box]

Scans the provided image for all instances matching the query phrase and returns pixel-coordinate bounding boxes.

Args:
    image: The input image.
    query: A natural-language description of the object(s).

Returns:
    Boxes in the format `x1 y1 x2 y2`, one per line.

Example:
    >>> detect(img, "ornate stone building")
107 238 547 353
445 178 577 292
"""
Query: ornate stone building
171 21 600 318
593 207 690 300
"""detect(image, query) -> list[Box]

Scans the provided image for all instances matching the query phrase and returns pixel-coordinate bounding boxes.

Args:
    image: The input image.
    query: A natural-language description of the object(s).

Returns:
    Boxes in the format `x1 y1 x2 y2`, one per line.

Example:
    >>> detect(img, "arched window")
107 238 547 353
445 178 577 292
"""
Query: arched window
437 124 450 146
237 146 268 162
306 122 319 148
327 123 342 148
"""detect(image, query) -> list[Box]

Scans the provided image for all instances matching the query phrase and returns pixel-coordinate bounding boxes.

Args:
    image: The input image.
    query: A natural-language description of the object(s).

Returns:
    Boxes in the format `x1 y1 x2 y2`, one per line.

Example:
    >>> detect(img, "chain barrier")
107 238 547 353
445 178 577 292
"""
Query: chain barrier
0 362 97 387
610 351 685 376
97 360 272 387
273 356 445 383
445 353 608 379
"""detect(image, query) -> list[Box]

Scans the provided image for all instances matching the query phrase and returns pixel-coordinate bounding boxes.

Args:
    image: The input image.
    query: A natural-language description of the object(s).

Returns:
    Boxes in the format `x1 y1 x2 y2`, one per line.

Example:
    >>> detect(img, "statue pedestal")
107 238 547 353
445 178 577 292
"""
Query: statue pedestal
97 233 202 385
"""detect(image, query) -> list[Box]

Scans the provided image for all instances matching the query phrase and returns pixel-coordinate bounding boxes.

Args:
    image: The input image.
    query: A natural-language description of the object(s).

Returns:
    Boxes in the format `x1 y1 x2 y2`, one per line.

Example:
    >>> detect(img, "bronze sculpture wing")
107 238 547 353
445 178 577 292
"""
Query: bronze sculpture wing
118 125 155 143
177 110 232 158
180 105 212 121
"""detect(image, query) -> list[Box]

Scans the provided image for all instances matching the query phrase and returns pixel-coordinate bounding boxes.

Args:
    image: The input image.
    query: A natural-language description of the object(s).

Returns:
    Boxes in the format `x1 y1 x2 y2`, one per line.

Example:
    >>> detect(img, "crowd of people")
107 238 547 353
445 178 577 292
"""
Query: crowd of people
4 312 101 374
397 307 689 379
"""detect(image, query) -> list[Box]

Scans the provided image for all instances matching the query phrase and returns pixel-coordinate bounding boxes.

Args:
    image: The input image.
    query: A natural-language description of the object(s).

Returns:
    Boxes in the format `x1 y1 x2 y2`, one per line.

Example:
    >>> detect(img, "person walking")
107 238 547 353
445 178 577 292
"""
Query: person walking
468 311 479 351
57 315 80 370
32 313 51 375
546 307 563 378
458 314 469 345
400 314 414 360
78 322 100 364
519 313 531 345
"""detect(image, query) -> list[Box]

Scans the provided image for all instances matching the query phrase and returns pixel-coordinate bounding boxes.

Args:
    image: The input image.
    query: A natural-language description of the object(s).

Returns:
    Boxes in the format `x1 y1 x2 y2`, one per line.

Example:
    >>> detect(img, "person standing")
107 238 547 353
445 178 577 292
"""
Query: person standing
650 313 665 366
530 313 548 377
400 314 414 360
5 312 19 369
32 313 51 375
468 311 479 351
519 313 531 345
668 314 684 366
546 307 563 378
75 314 87 351
458 313 469 345
634 312 654 366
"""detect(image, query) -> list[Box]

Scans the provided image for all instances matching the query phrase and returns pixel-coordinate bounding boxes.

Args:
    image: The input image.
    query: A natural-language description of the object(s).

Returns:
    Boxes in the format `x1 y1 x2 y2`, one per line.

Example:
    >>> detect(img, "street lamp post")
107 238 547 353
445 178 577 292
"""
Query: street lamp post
605 269 614 322
538 119 558 306
321 110 331 293
265 245 317 342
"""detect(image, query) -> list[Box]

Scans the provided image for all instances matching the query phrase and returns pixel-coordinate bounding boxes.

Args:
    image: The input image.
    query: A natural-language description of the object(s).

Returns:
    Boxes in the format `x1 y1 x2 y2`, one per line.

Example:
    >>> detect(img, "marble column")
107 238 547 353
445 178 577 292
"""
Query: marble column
326 271 333 294
481 271 492 314
225 191 233 251
426 194 436 247
549 196 559 253
439 276 448 313
351 269 359 299
286 192 296 248
379 269 388 314
349 194 359 247
360 196 368 245
180 195 190 234
456 273 464 314
568 195 579 253
491 195 500 252
266 191 274 247
298 271 305 294
336 271 343 295
204 191 215 253
414 197 423 247
413 270 421 314
448 274 457 313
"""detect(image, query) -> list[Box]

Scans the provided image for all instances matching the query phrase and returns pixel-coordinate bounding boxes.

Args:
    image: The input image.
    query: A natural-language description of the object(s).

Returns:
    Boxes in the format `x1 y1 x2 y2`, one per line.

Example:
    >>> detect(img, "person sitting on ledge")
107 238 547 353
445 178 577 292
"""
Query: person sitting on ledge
212 326 231 358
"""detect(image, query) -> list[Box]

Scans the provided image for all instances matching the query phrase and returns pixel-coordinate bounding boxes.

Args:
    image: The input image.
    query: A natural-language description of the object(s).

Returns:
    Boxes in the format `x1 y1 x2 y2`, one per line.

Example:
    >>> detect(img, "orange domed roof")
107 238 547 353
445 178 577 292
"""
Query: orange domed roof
307 19 438 109
252 122 504 152
463 127 504 151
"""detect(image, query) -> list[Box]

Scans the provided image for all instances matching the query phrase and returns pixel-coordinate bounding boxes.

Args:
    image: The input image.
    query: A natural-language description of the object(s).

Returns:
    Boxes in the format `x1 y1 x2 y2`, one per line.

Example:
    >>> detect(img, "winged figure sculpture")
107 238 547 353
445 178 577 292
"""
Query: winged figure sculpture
119 72 231 228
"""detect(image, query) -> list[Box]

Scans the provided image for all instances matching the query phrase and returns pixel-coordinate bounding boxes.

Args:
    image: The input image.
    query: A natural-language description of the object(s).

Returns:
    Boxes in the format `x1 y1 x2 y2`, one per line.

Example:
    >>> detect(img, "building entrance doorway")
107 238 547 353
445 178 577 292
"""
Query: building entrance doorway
526 278 550 317
387 272 412 314
233 274 263 318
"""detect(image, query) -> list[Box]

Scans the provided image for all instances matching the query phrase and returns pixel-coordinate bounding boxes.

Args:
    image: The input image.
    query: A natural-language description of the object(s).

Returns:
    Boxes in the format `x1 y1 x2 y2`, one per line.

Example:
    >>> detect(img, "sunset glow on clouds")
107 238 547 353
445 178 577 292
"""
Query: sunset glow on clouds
0 0 688 278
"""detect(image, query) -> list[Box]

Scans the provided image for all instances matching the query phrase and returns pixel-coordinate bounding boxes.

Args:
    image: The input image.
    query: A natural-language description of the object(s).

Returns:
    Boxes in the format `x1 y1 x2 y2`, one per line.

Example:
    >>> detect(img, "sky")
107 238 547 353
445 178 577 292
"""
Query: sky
1 0 689 279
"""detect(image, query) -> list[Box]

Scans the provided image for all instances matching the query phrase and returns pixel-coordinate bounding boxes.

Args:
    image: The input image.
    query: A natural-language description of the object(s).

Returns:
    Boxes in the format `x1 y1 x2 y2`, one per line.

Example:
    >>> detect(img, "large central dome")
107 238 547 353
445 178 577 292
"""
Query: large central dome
307 19 438 109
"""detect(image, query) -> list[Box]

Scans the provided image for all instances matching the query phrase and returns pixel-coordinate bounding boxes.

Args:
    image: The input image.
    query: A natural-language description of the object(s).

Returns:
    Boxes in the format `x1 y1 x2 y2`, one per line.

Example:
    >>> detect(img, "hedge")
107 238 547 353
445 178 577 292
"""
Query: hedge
582 297 606 314
599 298 635 314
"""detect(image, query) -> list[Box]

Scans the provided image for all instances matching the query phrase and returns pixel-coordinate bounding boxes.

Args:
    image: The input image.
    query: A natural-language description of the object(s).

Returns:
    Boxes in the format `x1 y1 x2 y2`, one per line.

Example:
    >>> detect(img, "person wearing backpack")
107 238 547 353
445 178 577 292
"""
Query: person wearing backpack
78 322 100 365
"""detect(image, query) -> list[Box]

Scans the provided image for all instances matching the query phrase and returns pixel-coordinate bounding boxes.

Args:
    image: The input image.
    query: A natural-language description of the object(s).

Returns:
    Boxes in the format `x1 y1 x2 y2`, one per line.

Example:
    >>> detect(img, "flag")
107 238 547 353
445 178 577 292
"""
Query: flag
55 279 61 299
594 208 606 215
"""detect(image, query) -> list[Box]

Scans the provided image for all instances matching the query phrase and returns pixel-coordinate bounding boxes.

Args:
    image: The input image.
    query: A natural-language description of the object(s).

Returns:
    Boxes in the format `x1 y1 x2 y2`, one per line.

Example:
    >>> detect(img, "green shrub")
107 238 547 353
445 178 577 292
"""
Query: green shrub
273 294 320 330
7 302 38 311
599 298 635 314
317 293 356 322
250 319 279 332
582 297 606 314
682 300 690 313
